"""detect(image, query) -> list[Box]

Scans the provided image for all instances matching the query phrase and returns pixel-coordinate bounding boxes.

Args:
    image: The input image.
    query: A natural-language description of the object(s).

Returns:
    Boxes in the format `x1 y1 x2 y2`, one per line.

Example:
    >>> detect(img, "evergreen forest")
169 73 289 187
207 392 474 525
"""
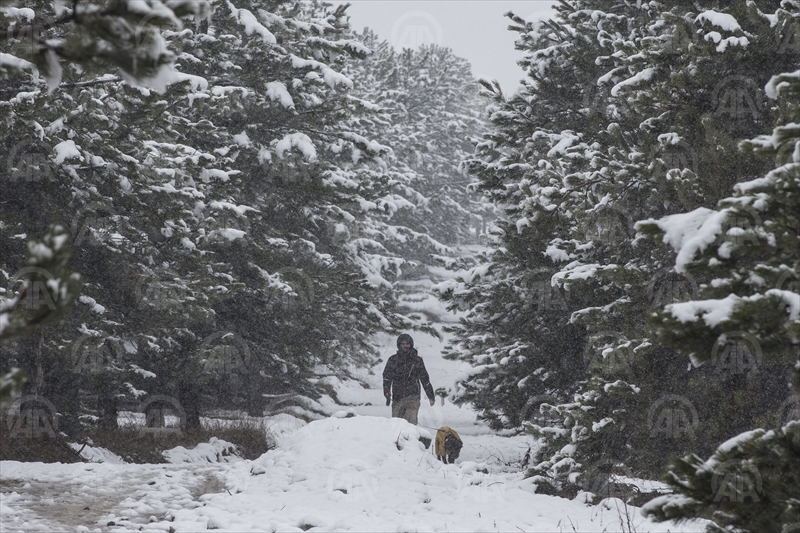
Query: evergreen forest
1 2 799 531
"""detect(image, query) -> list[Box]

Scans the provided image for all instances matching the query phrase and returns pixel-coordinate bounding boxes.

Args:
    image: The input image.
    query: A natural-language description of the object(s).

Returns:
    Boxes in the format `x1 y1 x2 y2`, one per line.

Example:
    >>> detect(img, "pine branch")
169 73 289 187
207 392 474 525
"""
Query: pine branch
0 10 79 43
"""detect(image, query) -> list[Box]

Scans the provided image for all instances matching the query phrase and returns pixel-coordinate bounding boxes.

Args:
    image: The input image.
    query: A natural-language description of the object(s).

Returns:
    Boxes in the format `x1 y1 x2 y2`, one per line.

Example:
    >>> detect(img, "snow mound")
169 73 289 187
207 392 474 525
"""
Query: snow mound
252 415 433 494
70 442 125 464
163 437 242 464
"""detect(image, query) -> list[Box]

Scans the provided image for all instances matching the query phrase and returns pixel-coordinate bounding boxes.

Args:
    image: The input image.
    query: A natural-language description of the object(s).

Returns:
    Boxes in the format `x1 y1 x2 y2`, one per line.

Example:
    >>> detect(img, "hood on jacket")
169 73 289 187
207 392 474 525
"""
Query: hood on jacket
396 333 414 350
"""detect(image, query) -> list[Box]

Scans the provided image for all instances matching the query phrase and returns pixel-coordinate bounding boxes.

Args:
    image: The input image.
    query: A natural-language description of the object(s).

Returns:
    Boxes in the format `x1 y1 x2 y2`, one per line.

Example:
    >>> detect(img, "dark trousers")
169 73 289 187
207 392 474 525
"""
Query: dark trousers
391 396 420 424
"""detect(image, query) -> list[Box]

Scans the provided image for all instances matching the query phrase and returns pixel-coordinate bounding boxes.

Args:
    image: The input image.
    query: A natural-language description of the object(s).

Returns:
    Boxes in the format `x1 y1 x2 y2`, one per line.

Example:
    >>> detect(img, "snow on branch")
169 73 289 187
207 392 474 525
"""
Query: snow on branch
610 68 653 96
226 0 277 44
636 208 723 273
275 132 317 161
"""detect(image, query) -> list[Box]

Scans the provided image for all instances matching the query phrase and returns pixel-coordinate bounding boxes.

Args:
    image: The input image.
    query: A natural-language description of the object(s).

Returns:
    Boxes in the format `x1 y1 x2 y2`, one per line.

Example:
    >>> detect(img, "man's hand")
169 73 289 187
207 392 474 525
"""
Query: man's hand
429 398 435 407
385 394 391 406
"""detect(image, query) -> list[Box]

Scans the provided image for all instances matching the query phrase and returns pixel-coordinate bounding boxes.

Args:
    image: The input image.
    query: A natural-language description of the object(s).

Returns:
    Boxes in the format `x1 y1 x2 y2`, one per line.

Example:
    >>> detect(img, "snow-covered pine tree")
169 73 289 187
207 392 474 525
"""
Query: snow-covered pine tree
443 0 800 496
0 0 206 416
437 4 619 431
0 64 226 432
346 31 490 253
487 1 664 490
2 0 464 433
533 0 799 485
639 67 800 533
156 0 427 418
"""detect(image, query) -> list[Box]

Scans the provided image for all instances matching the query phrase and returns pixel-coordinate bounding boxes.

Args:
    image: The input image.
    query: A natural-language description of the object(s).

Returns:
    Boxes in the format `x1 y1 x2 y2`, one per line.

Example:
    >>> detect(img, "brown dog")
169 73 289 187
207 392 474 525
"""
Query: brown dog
434 426 463 464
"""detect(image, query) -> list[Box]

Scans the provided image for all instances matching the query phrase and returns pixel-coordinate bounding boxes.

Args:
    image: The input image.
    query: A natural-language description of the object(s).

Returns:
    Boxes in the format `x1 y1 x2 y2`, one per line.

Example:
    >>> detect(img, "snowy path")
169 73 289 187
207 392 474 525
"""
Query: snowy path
0 417 702 533
0 461 229 532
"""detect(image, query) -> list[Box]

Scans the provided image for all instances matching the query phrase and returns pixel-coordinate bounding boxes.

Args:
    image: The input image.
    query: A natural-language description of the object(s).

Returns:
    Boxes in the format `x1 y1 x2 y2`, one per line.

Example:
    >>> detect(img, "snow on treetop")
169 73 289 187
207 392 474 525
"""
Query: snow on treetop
695 11 742 33
1 6 35 21
0 53 38 77
703 32 749 53
610 68 654 97
666 294 742 328
53 140 82 164
552 262 617 283
275 132 317 161
766 289 800 320
544 243 570 263
701 428 765 470
636 207 724 273
174 72 209 92
290 55 354 89
226 1 277 44
265 81 295 109
209 201 258 217
765 70 800 99
546 135 576 158
128 0 182 27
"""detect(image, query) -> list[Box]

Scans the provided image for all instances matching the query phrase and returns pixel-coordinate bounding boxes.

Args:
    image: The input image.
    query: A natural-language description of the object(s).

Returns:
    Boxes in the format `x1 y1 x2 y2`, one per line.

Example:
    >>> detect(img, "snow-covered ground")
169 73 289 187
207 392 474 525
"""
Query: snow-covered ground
0 262 705 532
0 414 702 533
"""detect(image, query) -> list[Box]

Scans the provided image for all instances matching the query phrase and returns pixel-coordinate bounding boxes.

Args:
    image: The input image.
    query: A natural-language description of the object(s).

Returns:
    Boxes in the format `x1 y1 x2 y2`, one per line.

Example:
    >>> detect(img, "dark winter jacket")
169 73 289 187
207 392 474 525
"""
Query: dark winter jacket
382 347 435 402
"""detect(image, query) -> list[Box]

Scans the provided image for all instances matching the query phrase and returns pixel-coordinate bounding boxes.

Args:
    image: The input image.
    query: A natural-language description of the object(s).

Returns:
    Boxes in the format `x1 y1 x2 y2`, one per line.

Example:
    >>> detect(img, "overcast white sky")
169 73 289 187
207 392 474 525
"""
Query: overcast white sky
332 1 557 94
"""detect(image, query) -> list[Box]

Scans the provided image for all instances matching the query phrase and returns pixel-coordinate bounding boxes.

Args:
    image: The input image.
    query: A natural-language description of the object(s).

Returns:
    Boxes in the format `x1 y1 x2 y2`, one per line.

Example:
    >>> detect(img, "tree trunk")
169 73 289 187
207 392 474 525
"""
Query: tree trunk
98 393 118 430
178 383 201 431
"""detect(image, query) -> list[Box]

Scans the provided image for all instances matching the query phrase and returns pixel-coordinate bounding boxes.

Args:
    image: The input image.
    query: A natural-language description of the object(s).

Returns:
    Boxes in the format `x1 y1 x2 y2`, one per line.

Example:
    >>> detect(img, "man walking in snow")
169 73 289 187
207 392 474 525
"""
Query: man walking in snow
383 333 435 424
